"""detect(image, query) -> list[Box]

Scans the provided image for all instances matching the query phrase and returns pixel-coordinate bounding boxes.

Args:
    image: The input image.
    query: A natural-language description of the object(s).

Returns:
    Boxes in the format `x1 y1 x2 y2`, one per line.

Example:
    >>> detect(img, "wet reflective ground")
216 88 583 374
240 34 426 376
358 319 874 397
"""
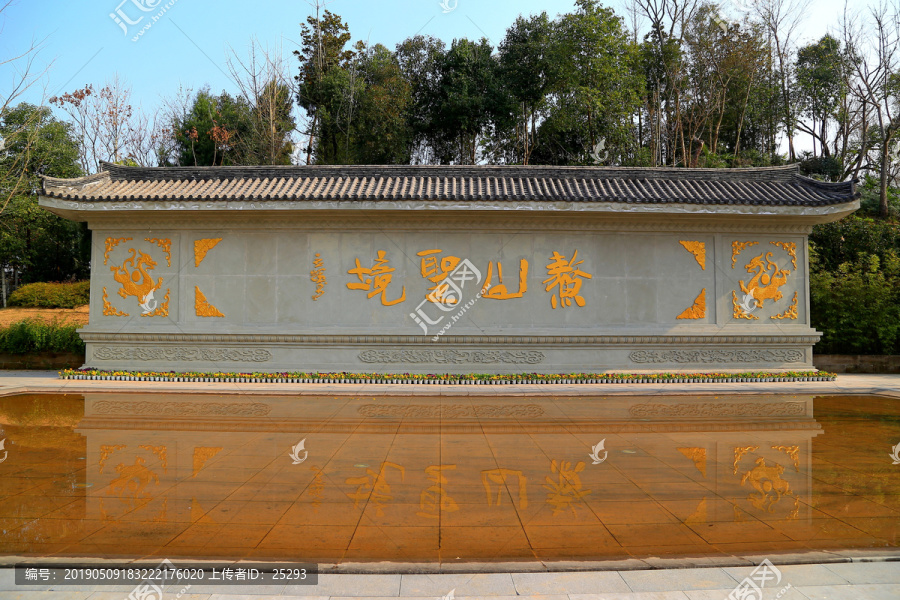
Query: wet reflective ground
0 393 898 564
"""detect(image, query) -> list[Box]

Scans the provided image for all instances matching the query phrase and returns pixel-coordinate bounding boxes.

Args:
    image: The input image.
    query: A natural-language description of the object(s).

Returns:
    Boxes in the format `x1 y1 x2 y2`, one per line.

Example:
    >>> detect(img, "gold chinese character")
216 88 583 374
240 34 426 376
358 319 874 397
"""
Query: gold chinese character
417 250 462 304
347 250 407 306
543 250 592 309
483 259 528 300
417 465 459 519
345 462 405 516
311 253 327 301
543 460 590 515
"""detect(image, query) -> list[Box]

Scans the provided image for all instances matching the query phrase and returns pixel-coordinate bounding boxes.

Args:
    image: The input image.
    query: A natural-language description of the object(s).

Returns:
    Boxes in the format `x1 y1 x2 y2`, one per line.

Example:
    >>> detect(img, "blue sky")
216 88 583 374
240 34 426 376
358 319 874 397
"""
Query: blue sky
1 0 854 152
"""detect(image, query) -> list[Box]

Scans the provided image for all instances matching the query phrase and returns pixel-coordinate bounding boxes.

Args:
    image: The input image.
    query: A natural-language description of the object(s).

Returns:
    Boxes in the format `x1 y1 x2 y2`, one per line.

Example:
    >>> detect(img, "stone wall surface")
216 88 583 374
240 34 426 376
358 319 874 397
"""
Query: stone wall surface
76 217 819 373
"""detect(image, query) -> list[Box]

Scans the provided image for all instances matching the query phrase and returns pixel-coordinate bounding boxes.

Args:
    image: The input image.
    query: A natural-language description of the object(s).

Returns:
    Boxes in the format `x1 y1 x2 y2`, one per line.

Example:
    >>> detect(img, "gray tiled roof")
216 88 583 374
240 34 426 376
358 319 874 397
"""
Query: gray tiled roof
41 163 857 206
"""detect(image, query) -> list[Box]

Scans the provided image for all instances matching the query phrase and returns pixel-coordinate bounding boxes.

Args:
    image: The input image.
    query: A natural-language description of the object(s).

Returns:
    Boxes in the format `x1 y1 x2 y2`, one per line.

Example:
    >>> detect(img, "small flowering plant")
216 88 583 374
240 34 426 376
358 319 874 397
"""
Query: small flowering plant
59 369 835 384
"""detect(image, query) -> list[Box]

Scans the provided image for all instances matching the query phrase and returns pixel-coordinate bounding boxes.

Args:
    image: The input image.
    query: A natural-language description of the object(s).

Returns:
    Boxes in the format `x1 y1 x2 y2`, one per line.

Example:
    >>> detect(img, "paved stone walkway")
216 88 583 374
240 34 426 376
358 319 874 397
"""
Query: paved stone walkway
1 561 899 599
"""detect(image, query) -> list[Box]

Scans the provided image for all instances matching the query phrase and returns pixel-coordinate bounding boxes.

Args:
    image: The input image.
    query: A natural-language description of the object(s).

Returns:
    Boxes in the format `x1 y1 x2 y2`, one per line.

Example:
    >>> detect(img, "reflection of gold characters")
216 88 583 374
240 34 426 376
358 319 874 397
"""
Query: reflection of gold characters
543 460 591 515
346 462 405 516
417 465 459 518
482 468 528 509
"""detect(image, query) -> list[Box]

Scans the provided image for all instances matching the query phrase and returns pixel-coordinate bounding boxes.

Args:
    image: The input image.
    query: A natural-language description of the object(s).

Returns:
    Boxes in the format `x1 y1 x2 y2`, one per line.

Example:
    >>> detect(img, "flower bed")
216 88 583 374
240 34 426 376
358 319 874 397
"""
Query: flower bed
58 369 836 383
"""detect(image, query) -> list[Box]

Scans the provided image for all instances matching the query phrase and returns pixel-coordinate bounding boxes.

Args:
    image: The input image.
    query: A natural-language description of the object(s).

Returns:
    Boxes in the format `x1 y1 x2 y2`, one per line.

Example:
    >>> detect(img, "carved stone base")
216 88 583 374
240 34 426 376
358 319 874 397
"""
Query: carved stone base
82 336 816 373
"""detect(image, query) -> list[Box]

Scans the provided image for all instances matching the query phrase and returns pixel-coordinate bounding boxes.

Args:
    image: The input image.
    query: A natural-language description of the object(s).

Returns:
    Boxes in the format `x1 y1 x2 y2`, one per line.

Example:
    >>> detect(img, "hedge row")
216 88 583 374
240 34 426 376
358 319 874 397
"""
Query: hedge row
7 281 90 309
0 320 85 354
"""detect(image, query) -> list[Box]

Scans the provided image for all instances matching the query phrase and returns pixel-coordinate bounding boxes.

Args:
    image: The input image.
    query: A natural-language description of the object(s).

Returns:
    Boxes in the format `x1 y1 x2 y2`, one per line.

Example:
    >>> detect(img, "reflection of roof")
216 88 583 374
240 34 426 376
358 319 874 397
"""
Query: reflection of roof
41 162 858 207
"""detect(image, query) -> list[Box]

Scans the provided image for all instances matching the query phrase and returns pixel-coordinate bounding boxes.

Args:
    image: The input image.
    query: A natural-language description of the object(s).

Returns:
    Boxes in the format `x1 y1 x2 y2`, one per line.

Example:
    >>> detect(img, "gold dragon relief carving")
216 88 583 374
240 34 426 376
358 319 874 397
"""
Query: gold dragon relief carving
732 245 798 321
107 242 171 317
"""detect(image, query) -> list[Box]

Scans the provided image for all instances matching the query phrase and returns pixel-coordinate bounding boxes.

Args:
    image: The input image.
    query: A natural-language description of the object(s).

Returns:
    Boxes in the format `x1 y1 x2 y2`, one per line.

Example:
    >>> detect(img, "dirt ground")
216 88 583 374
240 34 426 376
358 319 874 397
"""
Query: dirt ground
0 305 89 327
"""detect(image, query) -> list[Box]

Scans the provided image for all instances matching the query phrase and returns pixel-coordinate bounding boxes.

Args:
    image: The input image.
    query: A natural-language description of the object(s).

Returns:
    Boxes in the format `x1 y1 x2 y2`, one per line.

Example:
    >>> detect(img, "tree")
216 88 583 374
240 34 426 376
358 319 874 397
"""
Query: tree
532 0 643 165
498 13 557 164
294 7 354 164
0 104 89 296
50 75 160 173
395 35 447 164
841 3 900 217
227 38 297 165
795 35 847 158
172 88 253 166
350 44 412 164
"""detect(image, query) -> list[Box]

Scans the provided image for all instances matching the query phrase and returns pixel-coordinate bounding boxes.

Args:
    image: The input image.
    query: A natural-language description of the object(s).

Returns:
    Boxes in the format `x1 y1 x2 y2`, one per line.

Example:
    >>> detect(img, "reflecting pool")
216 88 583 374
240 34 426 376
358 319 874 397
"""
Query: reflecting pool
0 393 898 564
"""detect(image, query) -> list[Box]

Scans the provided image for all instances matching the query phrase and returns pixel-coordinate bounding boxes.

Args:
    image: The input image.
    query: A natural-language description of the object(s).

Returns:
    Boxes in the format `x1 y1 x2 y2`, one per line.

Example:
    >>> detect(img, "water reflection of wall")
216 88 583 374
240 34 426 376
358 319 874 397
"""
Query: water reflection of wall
71 393 822 560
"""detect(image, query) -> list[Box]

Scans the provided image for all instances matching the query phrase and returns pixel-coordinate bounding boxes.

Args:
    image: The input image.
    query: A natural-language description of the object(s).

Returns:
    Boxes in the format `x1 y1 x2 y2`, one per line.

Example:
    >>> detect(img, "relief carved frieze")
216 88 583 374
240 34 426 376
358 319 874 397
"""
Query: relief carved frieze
358 404 545 418
629 402 806 418
629 349 805 364
93 347 272 362
92 400 271 417
358 349 545 364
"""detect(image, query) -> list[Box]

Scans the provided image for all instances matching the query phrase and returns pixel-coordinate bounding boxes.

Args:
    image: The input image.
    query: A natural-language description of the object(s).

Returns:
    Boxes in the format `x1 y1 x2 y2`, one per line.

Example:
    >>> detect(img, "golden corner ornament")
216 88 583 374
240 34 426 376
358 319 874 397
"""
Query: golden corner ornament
39 163 859 374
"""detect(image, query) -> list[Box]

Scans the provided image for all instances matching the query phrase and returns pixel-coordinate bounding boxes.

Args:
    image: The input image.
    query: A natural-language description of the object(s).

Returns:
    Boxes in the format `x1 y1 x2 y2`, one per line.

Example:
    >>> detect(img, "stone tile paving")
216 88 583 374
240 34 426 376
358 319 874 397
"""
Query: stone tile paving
1 563 899 599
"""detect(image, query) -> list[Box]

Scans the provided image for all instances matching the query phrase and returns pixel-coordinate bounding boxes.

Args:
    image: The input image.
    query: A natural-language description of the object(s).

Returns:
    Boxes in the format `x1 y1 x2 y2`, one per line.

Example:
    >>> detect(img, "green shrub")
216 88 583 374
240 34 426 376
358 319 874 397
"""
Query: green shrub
811 250 900 354
0 319 85 354
7 281 90 308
